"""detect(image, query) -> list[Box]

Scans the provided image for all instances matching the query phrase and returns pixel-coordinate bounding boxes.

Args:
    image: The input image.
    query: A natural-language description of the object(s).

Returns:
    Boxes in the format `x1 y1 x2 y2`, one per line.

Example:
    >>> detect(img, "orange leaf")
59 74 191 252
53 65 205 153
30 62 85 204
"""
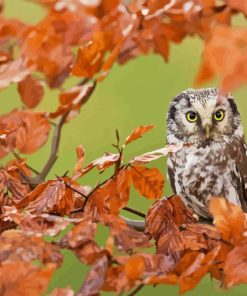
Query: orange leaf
72 145 85 180
19 179 75 215
85 169 132 216
15 111 51 154
0 261 54 296
102 215 150 251
17 75 44 108
209 197 245 245
130 166 164 199
0 59 31 89
124 125 155 145
78 256 108 296
224 238 247 287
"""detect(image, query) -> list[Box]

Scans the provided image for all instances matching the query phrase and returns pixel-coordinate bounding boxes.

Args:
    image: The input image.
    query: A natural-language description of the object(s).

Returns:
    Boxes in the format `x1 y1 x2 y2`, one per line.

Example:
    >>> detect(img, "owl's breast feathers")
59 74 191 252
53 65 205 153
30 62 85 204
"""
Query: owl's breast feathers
167 138 247 218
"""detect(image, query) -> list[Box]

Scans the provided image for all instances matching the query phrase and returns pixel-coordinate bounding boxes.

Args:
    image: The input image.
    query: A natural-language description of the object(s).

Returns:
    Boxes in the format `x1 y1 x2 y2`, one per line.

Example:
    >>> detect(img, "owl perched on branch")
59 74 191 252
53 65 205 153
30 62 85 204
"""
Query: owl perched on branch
166 88 247 219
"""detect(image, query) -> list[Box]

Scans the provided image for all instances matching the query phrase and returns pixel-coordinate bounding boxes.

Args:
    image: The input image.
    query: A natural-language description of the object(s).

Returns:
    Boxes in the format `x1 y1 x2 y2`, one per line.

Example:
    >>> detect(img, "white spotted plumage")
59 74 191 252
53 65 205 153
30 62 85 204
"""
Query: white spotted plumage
166 88 247 219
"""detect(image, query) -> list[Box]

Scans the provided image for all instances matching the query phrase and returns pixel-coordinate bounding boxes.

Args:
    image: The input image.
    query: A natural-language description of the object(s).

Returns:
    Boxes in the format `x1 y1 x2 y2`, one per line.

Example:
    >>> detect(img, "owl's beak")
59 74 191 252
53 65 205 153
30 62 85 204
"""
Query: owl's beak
204 124 212 139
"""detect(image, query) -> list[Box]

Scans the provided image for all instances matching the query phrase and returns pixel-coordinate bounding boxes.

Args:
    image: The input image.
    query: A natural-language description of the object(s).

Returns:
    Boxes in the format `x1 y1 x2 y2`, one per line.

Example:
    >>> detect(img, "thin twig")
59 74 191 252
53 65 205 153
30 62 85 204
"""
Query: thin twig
127 284 144 296
123 206 146 218
56 175 87 198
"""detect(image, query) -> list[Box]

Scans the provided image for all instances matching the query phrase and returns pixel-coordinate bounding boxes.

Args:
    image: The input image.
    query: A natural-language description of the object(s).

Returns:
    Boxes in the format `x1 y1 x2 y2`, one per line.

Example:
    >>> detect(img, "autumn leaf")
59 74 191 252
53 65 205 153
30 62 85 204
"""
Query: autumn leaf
0 229 63 266
49 287 75 296
195 26 247 91
59 215 97 249
17 75 44 108
84 169 132 216
224 238 247 287
0 261 54 296
130 166 164 199
124 125 155 146
18 178 75 215
177 247 221 293
77 255 108 296
209 197 245 245
16 111 51 154
102 215 150 251
50 81 96 121
0 59 32 89
72 145 85 180
130 144 183 165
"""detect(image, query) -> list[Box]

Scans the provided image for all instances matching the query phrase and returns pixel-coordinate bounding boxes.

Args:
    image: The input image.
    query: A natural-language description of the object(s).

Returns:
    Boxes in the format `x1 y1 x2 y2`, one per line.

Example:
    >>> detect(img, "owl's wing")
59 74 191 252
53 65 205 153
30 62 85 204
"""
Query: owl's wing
167 157 177 195
234 140 247 212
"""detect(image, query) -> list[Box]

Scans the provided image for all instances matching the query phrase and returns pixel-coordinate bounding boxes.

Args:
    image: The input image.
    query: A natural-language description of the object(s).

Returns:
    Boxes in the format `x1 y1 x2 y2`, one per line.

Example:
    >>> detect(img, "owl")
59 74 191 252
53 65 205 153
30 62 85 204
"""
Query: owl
166 88 247 219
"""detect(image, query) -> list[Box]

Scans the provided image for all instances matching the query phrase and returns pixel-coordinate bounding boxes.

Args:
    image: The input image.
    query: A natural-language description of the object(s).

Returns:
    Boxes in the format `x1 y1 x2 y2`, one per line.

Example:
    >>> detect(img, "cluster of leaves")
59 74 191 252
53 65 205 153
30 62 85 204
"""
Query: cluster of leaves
1 0 247 295
1 126 247 295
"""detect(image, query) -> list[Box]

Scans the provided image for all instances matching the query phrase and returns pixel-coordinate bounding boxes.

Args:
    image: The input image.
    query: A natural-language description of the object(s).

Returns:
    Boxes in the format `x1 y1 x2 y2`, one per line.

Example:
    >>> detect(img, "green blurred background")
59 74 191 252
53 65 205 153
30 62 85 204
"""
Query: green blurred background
3 1 247 295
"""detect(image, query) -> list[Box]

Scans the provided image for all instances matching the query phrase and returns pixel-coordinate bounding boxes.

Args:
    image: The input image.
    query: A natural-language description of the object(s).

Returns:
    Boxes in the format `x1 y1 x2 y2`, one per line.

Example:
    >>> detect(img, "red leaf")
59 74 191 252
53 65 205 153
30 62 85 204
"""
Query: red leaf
18 75 44 108
130 166 164 199
124 125 155 145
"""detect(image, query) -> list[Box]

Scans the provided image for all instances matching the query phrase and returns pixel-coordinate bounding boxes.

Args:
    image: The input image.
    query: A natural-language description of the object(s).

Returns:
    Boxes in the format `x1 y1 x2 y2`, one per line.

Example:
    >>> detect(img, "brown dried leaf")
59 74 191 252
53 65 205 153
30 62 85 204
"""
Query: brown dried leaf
130 166 164 199
145 196 197 241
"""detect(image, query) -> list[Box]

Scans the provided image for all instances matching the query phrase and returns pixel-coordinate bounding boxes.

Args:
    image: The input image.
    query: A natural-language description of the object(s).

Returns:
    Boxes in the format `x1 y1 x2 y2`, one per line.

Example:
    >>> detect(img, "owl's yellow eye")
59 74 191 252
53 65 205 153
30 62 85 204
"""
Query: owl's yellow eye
186 111 198 122
214 110 225 121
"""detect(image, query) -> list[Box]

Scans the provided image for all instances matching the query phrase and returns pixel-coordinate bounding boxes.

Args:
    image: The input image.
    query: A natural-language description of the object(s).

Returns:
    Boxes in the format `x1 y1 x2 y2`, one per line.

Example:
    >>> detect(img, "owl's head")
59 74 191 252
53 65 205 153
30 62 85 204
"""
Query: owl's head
166 88 243 145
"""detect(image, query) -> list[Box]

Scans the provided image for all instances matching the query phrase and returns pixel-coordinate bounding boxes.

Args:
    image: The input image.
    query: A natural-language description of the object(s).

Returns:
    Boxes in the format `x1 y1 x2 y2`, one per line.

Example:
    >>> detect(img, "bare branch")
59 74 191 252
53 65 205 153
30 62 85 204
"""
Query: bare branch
121 216 145 231
32 112 69 184
127 284 144 296
123 206 146 219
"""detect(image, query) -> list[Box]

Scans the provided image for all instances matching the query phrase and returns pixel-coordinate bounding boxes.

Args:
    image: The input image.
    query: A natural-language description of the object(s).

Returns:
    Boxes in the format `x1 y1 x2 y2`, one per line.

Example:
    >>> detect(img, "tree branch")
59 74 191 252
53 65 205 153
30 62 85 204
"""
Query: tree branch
127 284 144 296
123 206 146 218
121 216 145 231
32 112 69 184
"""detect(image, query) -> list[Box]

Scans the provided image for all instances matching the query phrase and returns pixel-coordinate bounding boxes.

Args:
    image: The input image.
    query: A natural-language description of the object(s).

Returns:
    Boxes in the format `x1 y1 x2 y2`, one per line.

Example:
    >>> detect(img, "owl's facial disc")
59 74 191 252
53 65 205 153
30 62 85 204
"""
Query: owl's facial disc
166 88 242 145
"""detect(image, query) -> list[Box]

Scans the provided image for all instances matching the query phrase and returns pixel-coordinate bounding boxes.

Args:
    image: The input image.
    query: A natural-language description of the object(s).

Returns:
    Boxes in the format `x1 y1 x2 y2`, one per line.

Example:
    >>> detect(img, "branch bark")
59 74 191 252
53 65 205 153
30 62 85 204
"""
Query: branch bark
32 112 69 184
